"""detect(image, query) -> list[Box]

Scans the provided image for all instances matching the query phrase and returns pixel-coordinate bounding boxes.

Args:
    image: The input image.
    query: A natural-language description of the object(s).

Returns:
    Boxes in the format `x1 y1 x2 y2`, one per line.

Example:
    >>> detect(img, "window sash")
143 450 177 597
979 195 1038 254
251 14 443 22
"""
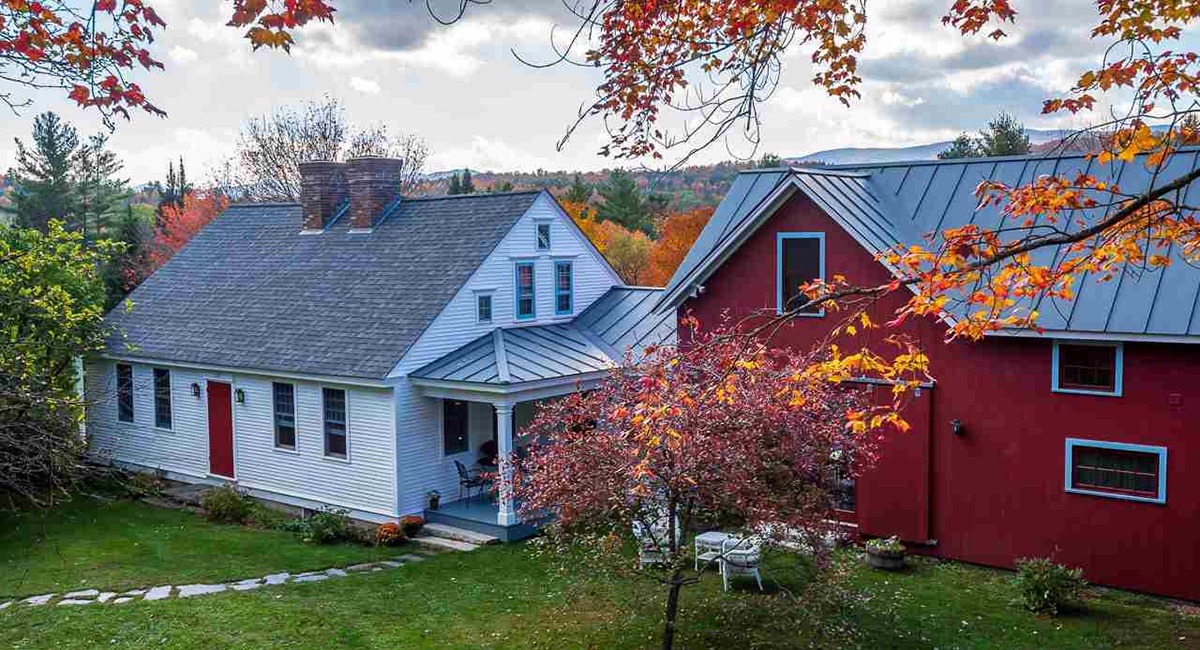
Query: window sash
117 364 134 423
322 388 347 458
1058 344 1117 392
273 382 296 450
153 368 172 429
536 223 551 250
515 263 536 318
1065 439 1165 503
477 294 493 323
443 399 469 455
555 261 573 314
778 234 823 315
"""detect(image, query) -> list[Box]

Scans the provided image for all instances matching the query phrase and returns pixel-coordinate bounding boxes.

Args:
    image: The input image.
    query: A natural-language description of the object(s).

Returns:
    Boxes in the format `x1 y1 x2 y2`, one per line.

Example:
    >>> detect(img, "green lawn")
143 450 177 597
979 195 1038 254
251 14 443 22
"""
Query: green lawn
0 498 393 597
2 499 1198 649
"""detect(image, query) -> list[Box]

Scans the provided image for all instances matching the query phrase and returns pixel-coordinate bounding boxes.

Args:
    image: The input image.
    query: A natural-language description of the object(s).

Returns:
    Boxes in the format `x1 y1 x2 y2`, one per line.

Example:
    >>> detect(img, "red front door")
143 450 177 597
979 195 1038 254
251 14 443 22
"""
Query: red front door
207 381 235 478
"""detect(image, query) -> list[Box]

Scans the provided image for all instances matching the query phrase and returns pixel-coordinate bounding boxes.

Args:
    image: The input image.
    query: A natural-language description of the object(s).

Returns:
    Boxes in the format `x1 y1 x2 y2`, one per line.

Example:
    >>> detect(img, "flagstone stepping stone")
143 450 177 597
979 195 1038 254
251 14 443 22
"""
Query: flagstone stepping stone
63 589 99 599
398 555 424 562
231 578 264 592
0 601 12 610
97 592 117 603
120 589 146 597
112 597 135 605
144 586 173 601
380 560 403 568
23 594 54 606
58 599 95 606
179 584 227 598
325 568 347 577
264 572 290 585
346 563 378 571
292 572 328 583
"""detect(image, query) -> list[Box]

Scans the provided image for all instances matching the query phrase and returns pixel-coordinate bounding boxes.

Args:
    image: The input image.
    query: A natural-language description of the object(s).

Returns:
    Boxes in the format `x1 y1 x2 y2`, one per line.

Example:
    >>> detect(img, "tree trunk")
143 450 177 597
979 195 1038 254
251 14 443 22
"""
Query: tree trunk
662 570 685 650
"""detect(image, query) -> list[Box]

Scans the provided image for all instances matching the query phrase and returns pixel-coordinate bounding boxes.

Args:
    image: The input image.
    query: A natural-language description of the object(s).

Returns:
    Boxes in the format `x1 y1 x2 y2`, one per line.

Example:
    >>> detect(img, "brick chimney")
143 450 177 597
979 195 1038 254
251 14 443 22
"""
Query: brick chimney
298 160 347 232
346 157 404 231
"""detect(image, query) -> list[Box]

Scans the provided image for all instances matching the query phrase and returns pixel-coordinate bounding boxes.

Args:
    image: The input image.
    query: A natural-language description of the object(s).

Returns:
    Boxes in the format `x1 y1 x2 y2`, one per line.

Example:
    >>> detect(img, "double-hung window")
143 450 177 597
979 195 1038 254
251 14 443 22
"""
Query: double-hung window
153 368 172 429
273 382 297 450
1053 342 1122 396
323 388 347 458
554 261 573 315
777 233 825 316
515 262 536 320
477 293 493 323
1065 439 1166 503
117 364 134 423
443 399 469 455
536 222 551 250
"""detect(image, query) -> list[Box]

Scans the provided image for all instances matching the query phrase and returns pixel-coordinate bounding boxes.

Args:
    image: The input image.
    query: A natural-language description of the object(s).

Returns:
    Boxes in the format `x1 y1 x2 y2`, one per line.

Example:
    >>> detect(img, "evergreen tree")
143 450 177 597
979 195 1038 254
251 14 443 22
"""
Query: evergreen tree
492 181 514 193
9 112 81 232
156 157 191 227
101 204 150 308
448 173 462 195
756 152 783 168
939 112 1031 159
565 173 592 203
74 133 129 240
461 168 475 194
938 133 979 159
595 169 653 236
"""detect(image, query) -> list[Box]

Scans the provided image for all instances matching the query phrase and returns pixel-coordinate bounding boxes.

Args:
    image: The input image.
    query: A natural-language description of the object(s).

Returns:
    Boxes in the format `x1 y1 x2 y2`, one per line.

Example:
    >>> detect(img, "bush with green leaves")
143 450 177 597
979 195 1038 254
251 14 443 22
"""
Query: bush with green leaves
201 484 254 524
299 507 354 544
1015 557 1087 615
865 536 905 555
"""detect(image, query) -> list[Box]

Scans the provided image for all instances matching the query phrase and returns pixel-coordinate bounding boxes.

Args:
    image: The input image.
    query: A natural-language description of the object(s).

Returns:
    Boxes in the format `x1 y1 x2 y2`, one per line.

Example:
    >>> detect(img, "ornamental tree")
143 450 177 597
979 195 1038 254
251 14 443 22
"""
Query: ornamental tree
512 318 882 650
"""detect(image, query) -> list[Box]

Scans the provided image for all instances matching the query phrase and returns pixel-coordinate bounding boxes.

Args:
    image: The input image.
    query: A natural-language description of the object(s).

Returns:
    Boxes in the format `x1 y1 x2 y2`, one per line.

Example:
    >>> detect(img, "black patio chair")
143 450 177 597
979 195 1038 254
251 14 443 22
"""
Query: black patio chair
455 460 489 501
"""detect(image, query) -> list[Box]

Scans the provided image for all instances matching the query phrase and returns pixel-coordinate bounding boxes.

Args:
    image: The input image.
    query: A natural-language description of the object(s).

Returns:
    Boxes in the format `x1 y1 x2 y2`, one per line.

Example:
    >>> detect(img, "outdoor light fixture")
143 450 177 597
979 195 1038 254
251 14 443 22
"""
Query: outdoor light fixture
950 419 963 436
190 383 201 398
235 389 245 405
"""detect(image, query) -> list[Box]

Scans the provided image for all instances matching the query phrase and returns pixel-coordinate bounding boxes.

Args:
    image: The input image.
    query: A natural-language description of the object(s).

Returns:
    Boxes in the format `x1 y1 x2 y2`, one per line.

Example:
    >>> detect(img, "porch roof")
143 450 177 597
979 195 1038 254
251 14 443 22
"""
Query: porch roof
409 287 676 388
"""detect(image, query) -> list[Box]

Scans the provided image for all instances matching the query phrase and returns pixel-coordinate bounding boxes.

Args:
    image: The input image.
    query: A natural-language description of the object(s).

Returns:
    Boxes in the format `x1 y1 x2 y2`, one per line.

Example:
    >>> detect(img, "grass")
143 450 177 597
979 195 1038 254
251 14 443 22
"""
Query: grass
1 499 1198 649
0 498 394 597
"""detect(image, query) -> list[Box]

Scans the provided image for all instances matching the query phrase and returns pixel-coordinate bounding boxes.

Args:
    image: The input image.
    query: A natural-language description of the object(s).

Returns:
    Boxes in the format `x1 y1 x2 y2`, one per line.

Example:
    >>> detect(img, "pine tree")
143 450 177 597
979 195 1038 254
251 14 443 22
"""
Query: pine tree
938 133 979 159
595 169 653 236
939 112 1031 159
461 169 475 194
448 173 462 195
9 112 81 232
157 157 191 227
101 204 150 308
756 153 783 168
73 133 129 240
492 181 513 193
564 173 592 203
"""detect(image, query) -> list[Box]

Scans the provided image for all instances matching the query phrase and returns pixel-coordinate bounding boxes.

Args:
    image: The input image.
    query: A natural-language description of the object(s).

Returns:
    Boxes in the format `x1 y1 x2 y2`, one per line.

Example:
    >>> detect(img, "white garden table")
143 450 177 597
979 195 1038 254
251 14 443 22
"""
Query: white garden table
694 531 733 570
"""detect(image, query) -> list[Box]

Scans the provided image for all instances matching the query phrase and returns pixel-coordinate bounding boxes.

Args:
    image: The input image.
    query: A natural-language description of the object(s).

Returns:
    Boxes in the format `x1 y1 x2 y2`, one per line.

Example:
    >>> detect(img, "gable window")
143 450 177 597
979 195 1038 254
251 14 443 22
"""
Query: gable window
554 261 573 315
117 364 134 423
1053 342 1122 396
536 222 551 250
153 368 172 429
477 293 493 323
443 399 469 456
322 387 347 458
1065 439 1166 504
776 233 825 316
273 382 297 450
515 262 536 320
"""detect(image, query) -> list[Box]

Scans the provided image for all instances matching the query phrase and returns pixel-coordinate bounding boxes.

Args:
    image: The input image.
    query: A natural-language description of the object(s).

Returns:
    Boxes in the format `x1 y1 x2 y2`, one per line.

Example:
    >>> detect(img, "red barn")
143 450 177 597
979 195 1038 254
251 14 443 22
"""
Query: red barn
655 152 1200 601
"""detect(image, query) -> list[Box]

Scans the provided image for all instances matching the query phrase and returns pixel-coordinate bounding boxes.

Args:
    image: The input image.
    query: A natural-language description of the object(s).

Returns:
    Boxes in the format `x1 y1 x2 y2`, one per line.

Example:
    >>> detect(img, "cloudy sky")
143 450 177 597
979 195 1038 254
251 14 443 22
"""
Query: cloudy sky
0 0 1175 184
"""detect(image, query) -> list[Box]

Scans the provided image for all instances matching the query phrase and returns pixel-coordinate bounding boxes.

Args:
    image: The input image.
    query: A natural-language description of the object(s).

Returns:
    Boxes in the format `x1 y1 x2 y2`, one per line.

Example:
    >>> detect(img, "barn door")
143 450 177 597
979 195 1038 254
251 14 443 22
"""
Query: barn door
207 381 235 478
854 384 932 543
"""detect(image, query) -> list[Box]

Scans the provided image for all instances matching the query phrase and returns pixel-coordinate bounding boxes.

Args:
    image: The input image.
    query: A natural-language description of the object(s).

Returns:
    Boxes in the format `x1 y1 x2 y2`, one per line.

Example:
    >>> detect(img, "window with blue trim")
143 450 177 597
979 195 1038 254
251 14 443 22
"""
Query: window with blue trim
515 262 536 319
536 223 551 250
554 261 573 315
1053 342 1122 396
777 233 824 315
1065 438 1166 503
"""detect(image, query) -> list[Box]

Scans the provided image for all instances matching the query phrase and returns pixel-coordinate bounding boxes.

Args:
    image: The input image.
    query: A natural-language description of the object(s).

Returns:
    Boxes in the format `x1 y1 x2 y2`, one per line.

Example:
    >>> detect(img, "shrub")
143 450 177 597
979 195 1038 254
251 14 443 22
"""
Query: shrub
302 507 353 544
1015 557 1087 615
375 522 404 546
201 484 253 523
400 515 425 538
865 536 905 555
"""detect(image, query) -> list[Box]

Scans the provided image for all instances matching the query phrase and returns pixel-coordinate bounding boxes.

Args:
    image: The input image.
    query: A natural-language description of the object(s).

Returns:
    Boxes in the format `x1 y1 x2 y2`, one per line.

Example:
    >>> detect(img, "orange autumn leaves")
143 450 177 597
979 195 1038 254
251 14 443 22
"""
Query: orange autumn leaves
562 200 712 287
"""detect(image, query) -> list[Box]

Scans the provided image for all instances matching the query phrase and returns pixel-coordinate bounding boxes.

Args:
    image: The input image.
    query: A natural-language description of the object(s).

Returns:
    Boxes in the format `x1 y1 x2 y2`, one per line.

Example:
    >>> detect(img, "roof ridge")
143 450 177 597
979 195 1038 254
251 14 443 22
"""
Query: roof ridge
808 145 1200 171
398 190 542 204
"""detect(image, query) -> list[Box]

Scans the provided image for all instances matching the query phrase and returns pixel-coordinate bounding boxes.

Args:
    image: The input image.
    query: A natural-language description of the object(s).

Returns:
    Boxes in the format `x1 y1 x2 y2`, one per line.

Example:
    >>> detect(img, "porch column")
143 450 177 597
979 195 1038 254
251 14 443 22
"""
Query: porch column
495 401 516 526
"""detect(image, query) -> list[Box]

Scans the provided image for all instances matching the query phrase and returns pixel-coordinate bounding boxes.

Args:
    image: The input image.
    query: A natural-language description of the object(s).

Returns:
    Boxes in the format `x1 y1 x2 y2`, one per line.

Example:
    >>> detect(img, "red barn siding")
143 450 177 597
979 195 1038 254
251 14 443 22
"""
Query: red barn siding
681 192 1200 601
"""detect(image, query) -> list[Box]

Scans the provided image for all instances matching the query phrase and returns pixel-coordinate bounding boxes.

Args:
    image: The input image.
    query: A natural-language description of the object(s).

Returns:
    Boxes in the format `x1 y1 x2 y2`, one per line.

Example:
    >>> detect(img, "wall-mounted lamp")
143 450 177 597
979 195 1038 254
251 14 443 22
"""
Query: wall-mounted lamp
235 389 246 405
950 419 963 436
191 383 201 398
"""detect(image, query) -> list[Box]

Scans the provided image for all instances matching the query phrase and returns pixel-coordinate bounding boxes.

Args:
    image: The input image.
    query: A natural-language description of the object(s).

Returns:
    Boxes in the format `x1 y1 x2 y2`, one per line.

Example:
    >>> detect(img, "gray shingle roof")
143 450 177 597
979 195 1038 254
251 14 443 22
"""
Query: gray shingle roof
658 150 1200 339
105 191 542 379
411 287 677 386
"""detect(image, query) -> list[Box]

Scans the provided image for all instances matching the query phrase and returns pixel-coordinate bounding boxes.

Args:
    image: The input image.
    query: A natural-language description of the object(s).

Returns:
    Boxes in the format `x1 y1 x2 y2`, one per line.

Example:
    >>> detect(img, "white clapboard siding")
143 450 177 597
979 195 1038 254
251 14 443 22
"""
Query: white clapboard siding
389 192 622 514
86 360 397 518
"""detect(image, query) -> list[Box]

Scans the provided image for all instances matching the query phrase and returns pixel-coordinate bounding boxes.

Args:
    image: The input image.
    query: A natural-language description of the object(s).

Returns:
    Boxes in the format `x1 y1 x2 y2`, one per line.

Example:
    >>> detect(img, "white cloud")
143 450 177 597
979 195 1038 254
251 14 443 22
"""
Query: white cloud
169 46 199 64
349 76 382 95
881 90 925 108
427 135 562 173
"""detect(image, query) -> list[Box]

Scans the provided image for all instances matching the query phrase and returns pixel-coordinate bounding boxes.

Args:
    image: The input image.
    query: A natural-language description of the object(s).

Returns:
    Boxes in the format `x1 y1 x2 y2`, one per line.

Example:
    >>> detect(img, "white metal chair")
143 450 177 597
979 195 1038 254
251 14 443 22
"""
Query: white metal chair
633 516 680 569
720 537 764 591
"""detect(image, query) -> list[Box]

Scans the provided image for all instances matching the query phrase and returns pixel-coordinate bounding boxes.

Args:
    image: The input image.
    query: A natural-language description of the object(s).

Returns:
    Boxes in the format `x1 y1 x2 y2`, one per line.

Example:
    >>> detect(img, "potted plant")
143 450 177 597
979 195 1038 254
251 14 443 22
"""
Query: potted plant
865 535 906 570
400 515 425 538
427 490 440 511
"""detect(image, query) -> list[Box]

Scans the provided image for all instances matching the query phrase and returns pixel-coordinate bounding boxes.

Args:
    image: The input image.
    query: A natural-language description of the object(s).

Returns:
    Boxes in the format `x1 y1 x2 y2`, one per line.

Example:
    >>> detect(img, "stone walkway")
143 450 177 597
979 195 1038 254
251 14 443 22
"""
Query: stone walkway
0 554 425 611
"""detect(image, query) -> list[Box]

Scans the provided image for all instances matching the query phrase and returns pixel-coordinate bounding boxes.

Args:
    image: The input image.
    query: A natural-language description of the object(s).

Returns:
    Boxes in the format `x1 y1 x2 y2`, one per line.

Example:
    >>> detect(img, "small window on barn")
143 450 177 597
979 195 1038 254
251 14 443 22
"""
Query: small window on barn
273 382 297 450
554 261 573 315
1053 342 1122 396
443 399 469 456
153 368 172 429
514 262 536 320
536 222 551 250
322 388 348 459
117 364 134 423
1065 439 1166 504
777 233 825 316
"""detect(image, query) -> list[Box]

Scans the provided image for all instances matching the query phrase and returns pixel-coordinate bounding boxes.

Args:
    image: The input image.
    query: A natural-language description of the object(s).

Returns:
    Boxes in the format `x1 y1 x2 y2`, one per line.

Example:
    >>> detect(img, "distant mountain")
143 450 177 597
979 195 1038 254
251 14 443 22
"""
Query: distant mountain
790 129 1073 165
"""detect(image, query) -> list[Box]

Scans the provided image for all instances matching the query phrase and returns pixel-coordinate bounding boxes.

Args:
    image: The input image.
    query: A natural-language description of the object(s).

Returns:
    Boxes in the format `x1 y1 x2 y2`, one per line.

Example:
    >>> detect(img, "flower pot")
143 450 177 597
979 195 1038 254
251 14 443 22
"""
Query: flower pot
427 493 440 510
867 549 906 571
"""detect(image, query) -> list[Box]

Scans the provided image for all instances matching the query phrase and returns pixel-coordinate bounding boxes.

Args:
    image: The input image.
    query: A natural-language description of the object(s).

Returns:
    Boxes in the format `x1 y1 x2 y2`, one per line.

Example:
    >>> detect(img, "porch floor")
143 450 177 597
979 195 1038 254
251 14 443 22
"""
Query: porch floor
425 496 538 542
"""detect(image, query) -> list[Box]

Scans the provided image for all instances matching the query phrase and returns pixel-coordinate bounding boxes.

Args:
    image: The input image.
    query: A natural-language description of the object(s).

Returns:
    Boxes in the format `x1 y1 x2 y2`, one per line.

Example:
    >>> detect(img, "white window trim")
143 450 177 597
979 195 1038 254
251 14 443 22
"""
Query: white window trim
1051 340 1124 397
152 367 174 431
271 381 299 453
1064 438 1166 504
116 363 135 424
535 220 552 251
474 289 496 324
320 386 351 463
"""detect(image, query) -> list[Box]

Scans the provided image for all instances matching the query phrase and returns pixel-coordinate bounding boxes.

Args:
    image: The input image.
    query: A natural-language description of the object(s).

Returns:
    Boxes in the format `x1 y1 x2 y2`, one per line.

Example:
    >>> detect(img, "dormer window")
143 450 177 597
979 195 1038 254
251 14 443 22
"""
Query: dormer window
1053 341 1122 396
515 262 536 320
536 223 551 250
